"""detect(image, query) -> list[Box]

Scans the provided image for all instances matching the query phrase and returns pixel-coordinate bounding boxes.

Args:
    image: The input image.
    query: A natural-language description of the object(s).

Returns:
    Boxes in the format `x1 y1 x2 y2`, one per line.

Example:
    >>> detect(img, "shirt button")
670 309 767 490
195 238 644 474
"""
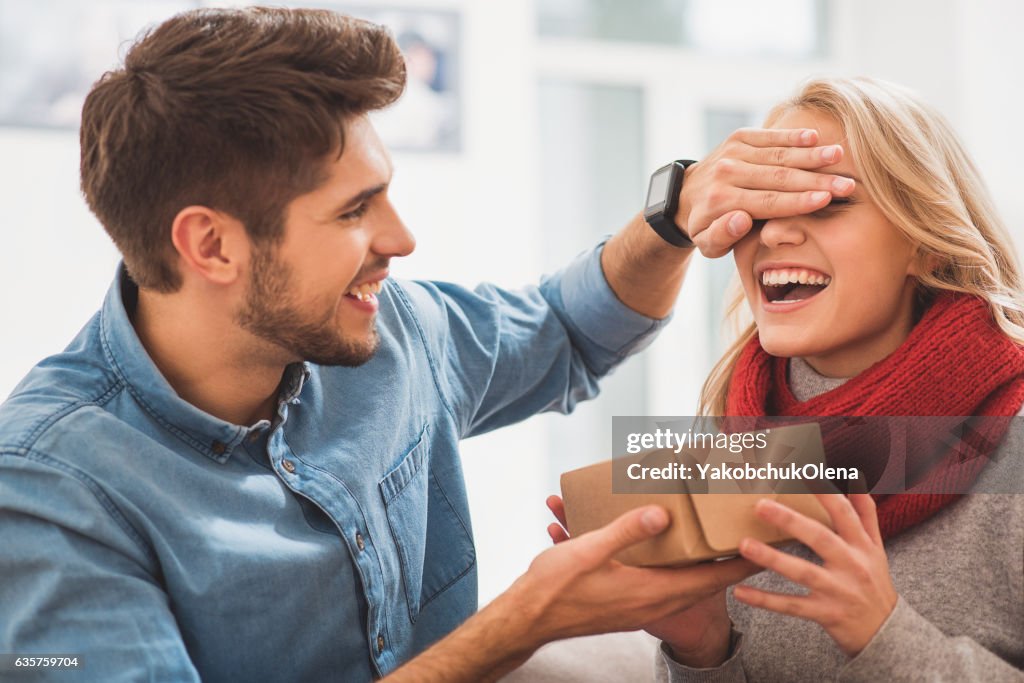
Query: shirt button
356 533 365 551
282 459 296 474
211 441 227 455
377 634 385 653
247 430 261 443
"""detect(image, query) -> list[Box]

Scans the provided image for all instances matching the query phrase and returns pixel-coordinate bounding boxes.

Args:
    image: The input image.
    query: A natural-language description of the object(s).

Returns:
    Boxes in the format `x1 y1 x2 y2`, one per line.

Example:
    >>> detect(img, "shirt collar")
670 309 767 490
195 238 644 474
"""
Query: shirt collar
98 263 309 464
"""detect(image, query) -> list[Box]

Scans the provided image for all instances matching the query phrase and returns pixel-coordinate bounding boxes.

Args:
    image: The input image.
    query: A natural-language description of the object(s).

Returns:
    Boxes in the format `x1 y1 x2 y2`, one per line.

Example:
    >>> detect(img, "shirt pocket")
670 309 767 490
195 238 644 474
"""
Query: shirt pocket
379 427 476 623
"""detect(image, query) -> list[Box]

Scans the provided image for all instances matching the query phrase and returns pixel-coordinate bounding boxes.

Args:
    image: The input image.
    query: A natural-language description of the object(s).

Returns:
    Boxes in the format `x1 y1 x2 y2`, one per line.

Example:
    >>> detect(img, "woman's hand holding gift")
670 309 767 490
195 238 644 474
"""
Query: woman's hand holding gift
734 493 898 657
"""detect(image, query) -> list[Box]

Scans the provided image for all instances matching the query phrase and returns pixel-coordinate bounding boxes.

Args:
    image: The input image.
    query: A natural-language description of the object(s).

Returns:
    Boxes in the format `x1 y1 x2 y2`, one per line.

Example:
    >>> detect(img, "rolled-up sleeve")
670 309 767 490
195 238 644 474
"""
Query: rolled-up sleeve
394 242 670 438
544 240 668 375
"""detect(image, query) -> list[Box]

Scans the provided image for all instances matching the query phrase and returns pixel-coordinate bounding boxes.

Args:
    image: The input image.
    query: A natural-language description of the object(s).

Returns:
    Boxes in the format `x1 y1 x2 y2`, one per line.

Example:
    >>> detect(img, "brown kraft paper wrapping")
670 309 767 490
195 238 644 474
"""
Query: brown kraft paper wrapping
559 423 835 567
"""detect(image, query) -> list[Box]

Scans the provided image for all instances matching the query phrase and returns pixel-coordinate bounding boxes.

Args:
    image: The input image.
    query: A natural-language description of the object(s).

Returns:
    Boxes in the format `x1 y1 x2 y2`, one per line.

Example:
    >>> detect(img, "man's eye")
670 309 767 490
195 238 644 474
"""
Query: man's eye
340 204 369 221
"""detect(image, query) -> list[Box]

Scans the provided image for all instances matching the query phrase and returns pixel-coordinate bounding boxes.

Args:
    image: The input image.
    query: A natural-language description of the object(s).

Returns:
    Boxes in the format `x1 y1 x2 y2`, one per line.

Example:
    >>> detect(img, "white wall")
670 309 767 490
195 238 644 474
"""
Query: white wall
954 0 1024 234
0 129 120 394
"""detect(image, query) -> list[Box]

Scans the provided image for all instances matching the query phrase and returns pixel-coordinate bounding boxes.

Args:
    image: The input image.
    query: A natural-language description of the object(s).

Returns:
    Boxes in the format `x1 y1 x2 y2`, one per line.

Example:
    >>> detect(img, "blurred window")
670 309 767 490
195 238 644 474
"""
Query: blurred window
538 0 827 58
538 79 648 474
703 109 757 361
538 0 687 45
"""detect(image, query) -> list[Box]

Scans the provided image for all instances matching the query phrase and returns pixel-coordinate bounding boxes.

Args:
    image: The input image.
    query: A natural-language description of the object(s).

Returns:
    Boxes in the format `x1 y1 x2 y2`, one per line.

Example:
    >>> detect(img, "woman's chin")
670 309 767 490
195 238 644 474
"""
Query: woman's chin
757 333 820 360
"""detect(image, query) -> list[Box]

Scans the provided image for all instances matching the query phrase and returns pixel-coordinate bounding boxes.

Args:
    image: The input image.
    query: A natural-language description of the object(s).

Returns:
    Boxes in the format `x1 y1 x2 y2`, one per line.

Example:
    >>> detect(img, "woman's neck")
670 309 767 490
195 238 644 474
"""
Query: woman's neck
788 357 849 402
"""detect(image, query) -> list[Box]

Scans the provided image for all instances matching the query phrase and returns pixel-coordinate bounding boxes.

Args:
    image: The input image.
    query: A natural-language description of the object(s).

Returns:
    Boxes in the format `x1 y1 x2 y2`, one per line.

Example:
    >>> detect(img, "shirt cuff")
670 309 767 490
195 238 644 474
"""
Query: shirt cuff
656 629 747 683
549 240 670 359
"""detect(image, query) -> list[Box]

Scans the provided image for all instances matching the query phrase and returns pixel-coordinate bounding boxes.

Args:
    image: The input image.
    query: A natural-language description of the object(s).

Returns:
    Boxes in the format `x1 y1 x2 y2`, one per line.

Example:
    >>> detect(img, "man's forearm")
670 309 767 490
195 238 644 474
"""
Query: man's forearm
383 587 538 683
383 504 758 681
601 212 694 320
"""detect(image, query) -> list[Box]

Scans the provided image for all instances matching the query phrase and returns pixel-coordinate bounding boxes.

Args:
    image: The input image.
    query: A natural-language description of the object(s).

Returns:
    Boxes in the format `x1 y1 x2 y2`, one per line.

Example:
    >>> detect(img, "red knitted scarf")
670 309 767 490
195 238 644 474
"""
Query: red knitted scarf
726 292 1024 538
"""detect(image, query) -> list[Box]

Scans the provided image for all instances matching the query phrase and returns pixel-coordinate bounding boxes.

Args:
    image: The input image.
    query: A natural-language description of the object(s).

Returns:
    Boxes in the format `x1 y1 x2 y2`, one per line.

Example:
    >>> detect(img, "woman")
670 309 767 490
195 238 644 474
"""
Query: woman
651 76 1024 681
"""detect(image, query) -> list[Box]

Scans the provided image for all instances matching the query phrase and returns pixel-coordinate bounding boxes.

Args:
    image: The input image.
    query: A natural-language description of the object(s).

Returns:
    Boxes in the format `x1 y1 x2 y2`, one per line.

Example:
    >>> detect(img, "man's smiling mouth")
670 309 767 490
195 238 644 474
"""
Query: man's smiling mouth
345 280 382 302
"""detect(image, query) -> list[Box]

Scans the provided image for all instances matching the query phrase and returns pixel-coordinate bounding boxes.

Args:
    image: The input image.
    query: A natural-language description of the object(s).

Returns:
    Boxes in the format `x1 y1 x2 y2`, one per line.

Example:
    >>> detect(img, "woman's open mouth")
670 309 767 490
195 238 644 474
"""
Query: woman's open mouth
760 268 831 305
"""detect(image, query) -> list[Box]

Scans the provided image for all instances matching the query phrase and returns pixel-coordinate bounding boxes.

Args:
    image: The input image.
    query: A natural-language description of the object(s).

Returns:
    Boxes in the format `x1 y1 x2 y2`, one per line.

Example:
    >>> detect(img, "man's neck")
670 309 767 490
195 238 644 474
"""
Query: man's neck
132 288 286 426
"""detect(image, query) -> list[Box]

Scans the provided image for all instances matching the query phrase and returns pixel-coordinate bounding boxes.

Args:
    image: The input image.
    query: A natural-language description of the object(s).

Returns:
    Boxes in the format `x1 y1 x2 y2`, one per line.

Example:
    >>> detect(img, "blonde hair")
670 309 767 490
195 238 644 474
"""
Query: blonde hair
699 76 1024 417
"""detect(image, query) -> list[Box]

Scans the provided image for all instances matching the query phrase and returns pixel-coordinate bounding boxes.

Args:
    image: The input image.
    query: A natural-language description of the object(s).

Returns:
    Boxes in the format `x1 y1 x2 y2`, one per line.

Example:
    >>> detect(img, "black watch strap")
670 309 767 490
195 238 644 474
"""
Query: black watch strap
644 159 697 248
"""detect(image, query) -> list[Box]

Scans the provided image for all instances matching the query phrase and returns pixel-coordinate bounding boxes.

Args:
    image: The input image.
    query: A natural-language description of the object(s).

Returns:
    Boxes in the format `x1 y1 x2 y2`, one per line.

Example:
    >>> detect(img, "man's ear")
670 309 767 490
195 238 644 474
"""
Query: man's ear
170 206 248 286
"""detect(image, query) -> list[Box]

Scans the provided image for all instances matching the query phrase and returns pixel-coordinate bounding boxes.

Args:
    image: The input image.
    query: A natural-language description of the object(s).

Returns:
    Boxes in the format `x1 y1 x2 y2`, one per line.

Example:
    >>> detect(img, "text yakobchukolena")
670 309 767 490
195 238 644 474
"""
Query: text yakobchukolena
611 416 1024 495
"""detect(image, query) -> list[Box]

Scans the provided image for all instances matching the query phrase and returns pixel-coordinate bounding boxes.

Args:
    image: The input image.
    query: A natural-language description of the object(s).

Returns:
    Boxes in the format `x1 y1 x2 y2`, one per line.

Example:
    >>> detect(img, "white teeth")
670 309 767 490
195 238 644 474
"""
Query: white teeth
347 279 385 300
760 269 832 287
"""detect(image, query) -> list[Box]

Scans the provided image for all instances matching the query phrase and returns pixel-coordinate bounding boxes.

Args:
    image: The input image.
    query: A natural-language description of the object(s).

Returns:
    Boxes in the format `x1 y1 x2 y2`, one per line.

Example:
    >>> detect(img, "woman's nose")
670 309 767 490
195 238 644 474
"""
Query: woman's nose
758 216 806 248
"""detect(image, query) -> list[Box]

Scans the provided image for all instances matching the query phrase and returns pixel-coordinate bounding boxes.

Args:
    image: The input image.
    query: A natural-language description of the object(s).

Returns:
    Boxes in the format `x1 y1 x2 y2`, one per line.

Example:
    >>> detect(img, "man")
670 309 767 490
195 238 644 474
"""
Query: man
0 8 853 681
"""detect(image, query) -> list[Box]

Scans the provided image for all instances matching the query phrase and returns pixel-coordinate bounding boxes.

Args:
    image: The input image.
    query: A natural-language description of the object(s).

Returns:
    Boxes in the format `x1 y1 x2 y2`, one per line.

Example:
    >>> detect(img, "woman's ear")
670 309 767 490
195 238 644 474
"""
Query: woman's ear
908 248 940 277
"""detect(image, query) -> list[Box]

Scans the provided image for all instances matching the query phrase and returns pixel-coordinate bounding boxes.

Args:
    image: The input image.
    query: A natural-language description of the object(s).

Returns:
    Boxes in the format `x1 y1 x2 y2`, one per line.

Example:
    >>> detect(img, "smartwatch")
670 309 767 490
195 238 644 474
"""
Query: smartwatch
643 159 698 248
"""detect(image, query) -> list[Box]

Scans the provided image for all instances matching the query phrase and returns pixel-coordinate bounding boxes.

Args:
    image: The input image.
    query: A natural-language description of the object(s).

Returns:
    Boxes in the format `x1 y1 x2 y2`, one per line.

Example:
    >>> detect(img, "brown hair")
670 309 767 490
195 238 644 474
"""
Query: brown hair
80 7 406 292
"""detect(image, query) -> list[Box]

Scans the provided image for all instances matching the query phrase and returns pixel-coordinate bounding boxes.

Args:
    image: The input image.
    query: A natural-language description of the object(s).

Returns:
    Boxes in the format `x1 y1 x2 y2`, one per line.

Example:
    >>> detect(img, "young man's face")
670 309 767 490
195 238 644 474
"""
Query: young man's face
235 115 415 366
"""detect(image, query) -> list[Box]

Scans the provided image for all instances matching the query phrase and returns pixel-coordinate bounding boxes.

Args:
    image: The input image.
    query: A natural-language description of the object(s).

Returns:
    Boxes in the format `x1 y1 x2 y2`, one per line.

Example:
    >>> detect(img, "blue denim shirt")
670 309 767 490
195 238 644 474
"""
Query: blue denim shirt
0 244 665 681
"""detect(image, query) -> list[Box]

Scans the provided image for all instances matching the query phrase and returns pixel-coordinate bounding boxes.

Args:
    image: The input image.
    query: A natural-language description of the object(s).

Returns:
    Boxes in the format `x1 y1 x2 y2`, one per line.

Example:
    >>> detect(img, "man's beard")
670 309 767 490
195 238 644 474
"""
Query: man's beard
235 243 379 367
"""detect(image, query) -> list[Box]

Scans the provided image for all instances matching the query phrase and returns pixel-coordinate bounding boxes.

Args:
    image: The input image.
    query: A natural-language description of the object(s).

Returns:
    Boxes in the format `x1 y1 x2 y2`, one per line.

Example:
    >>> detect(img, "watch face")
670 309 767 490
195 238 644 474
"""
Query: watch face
646 166 673 210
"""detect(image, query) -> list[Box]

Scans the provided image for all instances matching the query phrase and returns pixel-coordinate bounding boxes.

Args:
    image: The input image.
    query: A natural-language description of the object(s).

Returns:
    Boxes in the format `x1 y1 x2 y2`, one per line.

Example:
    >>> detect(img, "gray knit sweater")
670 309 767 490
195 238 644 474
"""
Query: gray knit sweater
657 358 1024 682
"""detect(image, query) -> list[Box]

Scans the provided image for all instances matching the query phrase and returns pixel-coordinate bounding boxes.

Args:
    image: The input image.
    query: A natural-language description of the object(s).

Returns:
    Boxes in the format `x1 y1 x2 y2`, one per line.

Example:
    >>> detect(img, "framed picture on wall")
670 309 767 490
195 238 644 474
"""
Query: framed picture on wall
325 4 462 153
1 1 462 153
0 1 198 129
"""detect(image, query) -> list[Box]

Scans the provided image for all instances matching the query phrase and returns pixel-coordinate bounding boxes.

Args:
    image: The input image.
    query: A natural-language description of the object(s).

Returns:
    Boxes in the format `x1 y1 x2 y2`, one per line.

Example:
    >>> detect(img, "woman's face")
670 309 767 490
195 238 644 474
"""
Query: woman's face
732 108 920 378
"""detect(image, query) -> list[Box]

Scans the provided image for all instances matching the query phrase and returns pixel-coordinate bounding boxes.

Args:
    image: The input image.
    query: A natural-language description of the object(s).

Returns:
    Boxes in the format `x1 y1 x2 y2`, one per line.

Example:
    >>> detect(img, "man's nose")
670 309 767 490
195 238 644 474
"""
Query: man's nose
374 200 416 258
